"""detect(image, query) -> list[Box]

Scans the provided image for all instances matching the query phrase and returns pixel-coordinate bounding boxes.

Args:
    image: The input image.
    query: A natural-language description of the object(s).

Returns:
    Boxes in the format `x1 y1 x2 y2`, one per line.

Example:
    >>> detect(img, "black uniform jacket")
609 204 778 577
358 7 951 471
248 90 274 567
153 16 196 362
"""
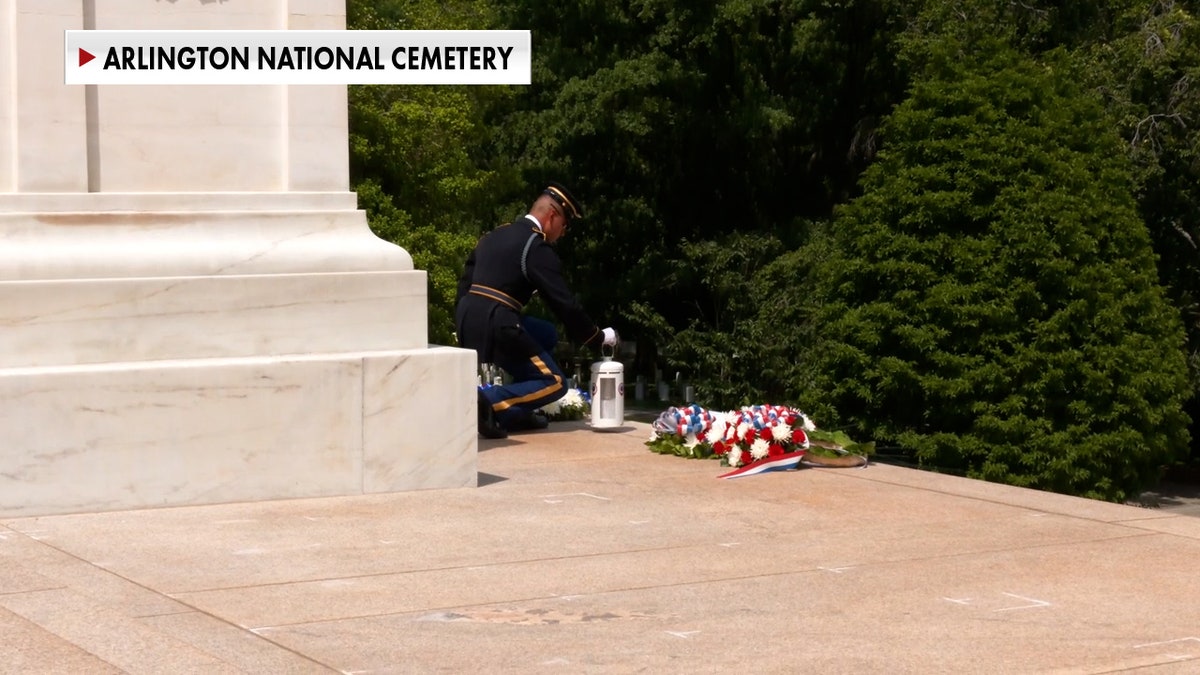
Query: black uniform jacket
455 216 603 363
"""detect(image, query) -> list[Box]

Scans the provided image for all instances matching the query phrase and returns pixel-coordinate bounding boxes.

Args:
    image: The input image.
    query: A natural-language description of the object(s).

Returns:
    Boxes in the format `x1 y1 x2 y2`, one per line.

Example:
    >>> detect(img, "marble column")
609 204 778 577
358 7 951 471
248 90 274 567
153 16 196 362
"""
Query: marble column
0 0 477 517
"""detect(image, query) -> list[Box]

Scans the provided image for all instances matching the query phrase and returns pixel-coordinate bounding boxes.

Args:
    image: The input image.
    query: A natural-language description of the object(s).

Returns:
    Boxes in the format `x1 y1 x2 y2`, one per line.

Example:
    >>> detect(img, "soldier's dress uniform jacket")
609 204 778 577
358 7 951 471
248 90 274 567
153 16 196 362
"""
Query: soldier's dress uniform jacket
455 215 603 428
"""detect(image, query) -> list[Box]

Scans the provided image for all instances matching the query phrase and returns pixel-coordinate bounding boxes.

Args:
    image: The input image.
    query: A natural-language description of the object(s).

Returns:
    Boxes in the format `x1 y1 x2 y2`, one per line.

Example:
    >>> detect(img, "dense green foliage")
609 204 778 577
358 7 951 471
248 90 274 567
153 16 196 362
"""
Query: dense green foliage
347 0 1199 500
801 44 1191 501
491 0 911 378
347 0 520 344
1075 0 1200 440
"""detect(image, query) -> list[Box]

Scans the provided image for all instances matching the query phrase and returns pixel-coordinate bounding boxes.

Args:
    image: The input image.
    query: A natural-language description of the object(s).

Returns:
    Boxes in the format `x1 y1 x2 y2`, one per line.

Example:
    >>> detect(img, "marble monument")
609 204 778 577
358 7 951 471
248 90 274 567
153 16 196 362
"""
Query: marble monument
0 0 478 517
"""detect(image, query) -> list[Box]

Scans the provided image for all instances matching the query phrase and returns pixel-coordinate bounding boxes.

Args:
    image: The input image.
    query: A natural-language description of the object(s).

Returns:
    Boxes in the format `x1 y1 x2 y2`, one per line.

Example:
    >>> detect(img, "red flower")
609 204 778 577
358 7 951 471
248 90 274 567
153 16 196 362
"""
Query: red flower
792 428 808 445
768 443 786 457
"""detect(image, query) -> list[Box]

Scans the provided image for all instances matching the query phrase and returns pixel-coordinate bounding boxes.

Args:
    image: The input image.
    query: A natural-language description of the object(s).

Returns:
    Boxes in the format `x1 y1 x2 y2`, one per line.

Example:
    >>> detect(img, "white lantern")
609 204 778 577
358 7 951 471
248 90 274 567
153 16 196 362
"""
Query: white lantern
589 350 624 430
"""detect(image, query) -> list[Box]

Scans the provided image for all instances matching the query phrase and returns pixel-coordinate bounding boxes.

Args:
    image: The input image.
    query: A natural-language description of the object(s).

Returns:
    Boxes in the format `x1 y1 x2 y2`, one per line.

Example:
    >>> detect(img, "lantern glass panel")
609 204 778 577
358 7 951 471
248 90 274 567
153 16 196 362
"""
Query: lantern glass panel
599 378 616 418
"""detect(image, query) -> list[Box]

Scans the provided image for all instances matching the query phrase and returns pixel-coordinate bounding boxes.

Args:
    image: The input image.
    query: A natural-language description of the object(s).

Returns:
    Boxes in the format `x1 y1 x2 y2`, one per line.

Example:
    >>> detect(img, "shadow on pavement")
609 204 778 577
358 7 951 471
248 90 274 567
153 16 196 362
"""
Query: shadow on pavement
477 472 508 487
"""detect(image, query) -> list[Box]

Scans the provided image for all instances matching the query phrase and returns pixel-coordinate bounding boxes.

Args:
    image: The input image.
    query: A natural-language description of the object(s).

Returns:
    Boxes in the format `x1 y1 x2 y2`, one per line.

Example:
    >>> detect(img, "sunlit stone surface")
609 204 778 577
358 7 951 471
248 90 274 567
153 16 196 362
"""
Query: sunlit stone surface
0 0 477 517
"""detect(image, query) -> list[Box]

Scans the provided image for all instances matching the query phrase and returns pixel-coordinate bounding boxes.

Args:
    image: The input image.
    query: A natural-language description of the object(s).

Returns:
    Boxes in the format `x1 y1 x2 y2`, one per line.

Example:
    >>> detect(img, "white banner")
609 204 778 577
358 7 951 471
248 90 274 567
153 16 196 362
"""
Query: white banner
64 30 531 85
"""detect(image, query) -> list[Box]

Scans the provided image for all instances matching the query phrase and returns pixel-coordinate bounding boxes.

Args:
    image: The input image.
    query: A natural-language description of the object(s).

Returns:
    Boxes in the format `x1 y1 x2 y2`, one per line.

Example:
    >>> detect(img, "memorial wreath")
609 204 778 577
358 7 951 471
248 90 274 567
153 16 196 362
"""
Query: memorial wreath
647 404 871 478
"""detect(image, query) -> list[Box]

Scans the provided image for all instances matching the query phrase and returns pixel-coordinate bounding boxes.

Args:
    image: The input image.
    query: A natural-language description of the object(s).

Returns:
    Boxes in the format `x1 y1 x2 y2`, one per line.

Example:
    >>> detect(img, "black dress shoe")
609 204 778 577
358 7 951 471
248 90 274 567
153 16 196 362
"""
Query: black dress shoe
528 411 550 429
478 391 507 439
507 410 550 432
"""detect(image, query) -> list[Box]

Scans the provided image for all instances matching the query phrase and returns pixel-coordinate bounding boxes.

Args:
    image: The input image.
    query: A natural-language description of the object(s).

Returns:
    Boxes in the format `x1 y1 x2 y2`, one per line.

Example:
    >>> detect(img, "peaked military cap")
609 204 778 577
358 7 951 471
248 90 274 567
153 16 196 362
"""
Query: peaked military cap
543 181 583 221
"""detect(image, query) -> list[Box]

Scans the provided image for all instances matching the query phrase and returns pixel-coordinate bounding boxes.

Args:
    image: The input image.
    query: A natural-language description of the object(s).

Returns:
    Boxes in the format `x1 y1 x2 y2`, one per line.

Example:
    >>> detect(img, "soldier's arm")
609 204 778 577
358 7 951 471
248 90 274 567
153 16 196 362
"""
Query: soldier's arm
525 244 602 349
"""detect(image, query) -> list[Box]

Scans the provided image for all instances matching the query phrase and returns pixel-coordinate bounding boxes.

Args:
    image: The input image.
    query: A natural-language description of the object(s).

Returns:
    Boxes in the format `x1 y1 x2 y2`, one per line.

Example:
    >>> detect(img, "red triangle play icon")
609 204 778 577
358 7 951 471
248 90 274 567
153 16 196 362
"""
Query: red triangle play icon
78 48 95 67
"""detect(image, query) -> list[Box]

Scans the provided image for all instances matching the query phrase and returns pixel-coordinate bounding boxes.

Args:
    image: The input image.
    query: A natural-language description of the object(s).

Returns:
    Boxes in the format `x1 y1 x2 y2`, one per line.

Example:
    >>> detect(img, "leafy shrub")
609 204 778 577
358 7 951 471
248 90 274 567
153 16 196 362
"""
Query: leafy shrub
802 44 1192 501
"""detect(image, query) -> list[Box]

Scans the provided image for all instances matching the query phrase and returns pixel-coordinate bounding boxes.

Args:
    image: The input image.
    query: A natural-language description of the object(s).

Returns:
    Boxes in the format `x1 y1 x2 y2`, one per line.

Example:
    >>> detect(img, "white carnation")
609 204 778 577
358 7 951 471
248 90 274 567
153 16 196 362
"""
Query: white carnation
736 422 751 441
770 423 791 442
726 446 743 468
750 438 771 460
708 417 728 443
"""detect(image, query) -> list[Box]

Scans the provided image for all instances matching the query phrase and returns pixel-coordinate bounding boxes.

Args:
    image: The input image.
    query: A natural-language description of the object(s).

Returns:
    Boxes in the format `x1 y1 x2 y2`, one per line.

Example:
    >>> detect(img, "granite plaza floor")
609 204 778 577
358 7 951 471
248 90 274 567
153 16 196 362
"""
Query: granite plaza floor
3 420 1199 674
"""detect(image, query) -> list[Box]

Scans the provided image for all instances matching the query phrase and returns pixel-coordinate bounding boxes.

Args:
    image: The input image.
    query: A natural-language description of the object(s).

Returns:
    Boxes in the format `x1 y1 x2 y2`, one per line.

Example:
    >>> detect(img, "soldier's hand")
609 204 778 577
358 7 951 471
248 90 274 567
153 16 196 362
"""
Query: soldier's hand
602 327 619 347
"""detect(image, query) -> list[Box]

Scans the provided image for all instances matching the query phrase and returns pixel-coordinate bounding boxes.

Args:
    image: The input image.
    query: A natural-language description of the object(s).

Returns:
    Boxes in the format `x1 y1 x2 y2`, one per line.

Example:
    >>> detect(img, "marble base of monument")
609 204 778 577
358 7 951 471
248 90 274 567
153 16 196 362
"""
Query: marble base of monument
0 193 478 517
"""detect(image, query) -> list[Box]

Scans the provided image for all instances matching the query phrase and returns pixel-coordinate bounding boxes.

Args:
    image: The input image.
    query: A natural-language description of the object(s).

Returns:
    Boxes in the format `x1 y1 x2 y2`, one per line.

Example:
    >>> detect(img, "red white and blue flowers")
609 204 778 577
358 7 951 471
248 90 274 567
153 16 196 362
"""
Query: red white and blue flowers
647 404 817 476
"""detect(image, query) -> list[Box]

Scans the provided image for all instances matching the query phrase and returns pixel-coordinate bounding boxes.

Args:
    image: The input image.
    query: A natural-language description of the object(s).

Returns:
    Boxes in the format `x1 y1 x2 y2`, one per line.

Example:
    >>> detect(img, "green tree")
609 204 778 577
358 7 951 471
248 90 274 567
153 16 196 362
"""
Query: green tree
1072 0 1200 458
802 43 1192 501
347 0 521 344
490 0 914 379
899 0 1200 460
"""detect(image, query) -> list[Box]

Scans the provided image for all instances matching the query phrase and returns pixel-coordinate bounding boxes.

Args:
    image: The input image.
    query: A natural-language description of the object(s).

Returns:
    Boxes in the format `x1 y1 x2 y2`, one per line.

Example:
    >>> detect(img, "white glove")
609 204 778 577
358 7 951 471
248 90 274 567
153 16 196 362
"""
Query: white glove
602 327 619 347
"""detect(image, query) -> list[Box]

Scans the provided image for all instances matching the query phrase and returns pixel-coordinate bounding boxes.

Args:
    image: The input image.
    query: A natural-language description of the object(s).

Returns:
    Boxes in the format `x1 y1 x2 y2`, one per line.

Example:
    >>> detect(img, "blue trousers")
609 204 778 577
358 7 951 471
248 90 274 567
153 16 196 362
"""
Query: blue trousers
482 316 567 428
